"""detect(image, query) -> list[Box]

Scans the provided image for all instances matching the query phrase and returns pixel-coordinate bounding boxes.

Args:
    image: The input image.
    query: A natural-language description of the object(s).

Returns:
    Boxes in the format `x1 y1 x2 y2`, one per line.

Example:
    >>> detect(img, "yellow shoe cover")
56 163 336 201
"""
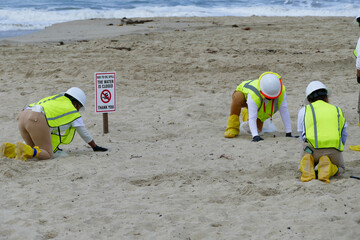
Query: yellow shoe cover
318 156 339 183
349 145 360 151
299 154 316 182
242 108 249 122
224 114 240 138
0 142 16 159
15 142 41 161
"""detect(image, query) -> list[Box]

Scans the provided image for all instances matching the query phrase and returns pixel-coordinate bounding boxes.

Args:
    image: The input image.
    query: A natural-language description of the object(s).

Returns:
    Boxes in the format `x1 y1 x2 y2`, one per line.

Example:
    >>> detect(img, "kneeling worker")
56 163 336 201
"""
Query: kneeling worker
297 81 347 183
1 87 108 161
224 72 294 142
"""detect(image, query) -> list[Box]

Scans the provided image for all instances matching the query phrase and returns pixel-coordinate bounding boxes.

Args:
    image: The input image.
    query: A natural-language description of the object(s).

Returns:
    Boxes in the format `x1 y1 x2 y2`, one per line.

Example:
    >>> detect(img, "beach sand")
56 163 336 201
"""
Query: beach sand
1 16 360 239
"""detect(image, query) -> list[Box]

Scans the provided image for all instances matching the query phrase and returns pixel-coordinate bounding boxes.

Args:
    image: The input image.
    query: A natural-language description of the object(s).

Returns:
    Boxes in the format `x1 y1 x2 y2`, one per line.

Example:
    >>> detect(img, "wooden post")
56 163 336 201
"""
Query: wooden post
103 113 109 134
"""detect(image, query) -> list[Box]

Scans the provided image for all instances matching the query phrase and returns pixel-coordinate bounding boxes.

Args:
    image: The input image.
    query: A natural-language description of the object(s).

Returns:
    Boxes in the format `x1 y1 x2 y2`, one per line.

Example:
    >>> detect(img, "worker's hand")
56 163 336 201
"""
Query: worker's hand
93 145 108 152
286 132 299 138
252 135 264 142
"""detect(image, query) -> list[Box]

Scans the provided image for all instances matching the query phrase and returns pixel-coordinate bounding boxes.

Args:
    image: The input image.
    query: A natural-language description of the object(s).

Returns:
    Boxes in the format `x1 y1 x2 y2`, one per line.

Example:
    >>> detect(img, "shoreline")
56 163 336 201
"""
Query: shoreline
1 15 360 239
0 16 355 44
0 17 219 44
0 29 41 39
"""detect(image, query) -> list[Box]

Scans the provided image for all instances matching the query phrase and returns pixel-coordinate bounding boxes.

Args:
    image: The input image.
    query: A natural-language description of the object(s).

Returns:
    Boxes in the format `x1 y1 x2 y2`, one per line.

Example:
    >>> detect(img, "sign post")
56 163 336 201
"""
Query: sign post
94 72 116 134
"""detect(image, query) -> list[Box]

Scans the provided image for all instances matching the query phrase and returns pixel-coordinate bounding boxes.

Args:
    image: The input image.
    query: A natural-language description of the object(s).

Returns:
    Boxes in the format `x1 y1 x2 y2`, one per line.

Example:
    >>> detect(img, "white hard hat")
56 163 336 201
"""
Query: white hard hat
259 72 283 99
355 16 360 24
305 81 331 98
65 87 86 109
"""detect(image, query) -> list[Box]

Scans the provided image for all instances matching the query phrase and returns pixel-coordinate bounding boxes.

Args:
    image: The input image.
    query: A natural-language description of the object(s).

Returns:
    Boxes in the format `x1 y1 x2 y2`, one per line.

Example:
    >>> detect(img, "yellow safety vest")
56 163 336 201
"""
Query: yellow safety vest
29 94 81 152
236 79 285 122
354 45 357 58
304 100 345 151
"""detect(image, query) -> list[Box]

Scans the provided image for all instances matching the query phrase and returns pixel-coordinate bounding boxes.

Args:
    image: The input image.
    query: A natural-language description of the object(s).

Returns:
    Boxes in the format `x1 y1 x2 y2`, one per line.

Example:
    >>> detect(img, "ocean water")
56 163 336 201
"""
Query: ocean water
0 0 359 37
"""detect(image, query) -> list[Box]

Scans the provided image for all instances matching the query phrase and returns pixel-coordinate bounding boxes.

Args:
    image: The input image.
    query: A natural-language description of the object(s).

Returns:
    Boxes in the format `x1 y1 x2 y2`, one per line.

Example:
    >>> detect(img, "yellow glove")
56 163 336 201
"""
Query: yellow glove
349 145 360 151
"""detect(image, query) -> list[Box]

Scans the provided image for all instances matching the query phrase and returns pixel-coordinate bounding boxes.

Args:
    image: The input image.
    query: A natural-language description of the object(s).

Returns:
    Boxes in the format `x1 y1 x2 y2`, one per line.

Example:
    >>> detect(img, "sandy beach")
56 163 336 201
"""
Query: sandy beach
1 16 360 239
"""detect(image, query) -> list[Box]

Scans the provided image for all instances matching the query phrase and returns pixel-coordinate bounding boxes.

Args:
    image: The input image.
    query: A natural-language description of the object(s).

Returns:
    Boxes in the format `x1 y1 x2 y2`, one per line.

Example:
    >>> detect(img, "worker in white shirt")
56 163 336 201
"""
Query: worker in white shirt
297 81 347 183
349 16 360 151
224 72 294 142
1 87 107 161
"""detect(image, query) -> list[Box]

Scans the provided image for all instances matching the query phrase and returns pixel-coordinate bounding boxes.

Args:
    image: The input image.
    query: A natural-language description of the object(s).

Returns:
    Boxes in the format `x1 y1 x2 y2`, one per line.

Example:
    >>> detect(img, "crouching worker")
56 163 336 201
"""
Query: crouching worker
224 72 294 142
0 87 108 161
297 81 347 183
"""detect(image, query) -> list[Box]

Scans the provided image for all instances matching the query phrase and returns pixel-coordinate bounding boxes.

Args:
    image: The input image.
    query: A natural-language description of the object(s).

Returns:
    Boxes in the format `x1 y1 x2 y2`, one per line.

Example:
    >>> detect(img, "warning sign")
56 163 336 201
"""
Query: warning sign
95 72 116 113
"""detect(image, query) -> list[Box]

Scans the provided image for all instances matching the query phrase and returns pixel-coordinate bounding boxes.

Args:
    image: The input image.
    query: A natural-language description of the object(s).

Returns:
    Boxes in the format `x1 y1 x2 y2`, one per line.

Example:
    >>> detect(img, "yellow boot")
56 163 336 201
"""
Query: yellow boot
15 142 41 161
349 145 360 151
224 114 240 138
242 108 249 122
318 156 339 183
0 142 16 159
299 154 316 182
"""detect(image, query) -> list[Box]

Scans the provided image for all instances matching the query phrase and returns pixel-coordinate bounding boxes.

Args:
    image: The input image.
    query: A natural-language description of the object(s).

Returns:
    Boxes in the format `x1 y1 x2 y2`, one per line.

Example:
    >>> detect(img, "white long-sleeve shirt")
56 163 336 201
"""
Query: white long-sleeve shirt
356 37 360 70
247 92 292 137
50 117 93 144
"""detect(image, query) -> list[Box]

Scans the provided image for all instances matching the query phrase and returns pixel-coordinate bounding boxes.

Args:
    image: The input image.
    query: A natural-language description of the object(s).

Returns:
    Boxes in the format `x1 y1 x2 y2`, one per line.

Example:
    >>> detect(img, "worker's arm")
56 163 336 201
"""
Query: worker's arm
279 93 294 137
246 94 260 138
73 118 108 152
297 107 306 142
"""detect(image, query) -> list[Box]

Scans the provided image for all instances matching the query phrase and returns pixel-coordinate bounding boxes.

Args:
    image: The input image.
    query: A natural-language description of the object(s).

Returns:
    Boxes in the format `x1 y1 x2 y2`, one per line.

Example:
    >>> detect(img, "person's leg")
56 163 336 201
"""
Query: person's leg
318 156 339 183
299 153 316 182
256 119 264 133
230 91 247 115
18 110 53 160
313 148 344 174
18 110 35 147
225 91 247 138
299 143 317 182
312 148 343 183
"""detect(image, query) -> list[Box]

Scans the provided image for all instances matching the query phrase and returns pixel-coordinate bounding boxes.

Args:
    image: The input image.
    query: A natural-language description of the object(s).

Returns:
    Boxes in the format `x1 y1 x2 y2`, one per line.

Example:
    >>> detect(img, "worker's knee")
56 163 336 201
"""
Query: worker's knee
232 91 246 106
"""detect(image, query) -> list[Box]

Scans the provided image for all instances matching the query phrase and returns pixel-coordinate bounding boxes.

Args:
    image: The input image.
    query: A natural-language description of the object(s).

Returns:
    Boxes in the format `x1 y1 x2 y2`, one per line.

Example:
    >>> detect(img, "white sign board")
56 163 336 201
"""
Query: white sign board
95 72 116 113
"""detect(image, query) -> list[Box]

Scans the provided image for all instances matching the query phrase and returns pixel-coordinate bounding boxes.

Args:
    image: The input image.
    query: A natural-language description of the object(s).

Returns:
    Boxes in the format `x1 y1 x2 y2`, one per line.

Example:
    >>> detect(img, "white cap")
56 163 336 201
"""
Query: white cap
65 87 86 109
305 81 331 99
259 72 283 99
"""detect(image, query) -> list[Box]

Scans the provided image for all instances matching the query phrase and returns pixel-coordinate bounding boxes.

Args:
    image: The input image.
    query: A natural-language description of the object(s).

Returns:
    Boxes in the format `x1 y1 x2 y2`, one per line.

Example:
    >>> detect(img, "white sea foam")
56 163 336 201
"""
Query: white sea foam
0 4 358 32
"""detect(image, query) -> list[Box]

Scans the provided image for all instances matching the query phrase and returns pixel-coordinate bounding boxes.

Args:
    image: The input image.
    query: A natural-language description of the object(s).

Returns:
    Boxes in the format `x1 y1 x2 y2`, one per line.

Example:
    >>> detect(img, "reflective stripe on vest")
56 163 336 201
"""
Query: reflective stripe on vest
304 101 345 151
237 79 284 122
51 127 76 152
29 94 81 128
29 94 81 152
355 44 358 58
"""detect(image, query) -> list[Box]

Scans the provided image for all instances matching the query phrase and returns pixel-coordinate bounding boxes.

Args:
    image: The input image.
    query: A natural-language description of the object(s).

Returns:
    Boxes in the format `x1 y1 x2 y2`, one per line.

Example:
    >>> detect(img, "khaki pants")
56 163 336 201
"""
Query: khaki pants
301 142 345 174
18 109 53 160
